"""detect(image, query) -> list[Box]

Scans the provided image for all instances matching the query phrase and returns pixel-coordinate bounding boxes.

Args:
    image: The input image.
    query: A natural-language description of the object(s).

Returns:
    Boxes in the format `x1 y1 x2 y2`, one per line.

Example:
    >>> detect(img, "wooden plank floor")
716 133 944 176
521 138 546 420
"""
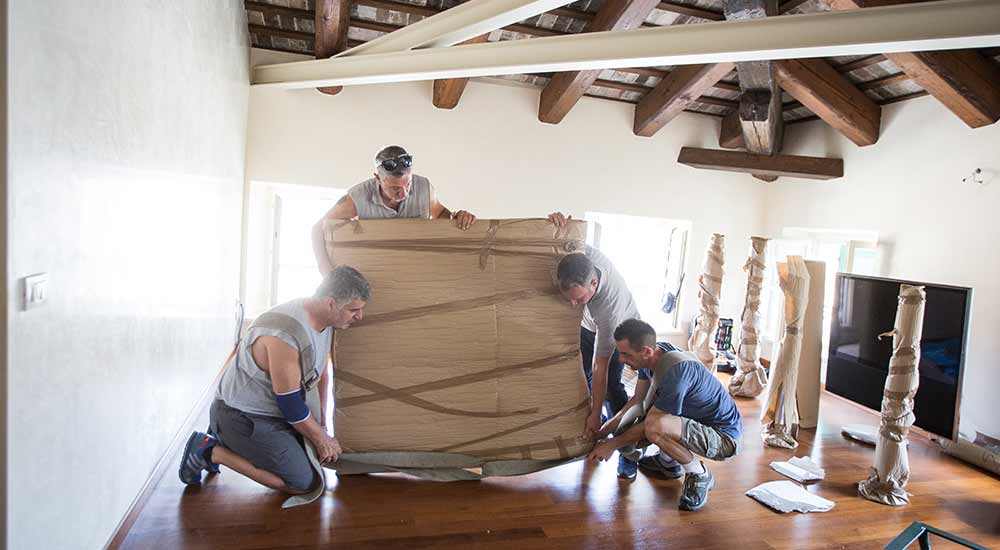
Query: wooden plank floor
121 381 1000 549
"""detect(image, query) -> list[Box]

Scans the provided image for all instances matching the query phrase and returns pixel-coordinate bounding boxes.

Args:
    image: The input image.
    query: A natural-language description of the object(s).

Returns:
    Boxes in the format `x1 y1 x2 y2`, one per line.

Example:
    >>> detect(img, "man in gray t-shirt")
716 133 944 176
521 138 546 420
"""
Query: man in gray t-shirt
551 212 640 439
311 145 478 274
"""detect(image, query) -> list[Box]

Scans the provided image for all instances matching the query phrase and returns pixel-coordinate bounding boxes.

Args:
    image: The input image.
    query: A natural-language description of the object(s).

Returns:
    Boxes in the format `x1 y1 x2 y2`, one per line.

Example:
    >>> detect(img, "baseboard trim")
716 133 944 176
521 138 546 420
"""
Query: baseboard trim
104 357 230 549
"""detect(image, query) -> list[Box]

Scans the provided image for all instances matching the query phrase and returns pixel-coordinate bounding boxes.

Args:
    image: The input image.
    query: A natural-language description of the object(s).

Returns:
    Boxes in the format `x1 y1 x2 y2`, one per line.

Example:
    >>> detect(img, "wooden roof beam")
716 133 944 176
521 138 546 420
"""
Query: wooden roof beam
828 0 1000 127
719 111 746 149
775 58 882 146
433 34 491 109
678 147 844 180
538 0 661 124
315 0 351 95
634 63 736 136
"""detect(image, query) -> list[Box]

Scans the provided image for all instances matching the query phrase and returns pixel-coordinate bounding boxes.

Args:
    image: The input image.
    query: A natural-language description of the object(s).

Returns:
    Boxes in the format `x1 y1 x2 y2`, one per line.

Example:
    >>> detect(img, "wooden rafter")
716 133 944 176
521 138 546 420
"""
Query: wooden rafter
433 34 491 109
634 63 736 136
774 58 882 146
539 0 661 124
657 1 725 21
315 0 351 95
678 147 844 180
828 0 1000 128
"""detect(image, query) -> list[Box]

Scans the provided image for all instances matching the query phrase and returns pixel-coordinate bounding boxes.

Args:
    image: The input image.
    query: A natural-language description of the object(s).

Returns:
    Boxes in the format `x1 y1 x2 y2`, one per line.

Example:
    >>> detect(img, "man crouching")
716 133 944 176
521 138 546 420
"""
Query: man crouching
178 266 370 493
588 319 743 511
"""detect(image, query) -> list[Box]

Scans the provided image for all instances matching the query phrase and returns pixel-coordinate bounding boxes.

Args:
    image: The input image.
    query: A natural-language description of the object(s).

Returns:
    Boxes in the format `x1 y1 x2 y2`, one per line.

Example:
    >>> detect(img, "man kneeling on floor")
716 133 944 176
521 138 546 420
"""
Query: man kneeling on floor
179 265 371 493
587 319 743 511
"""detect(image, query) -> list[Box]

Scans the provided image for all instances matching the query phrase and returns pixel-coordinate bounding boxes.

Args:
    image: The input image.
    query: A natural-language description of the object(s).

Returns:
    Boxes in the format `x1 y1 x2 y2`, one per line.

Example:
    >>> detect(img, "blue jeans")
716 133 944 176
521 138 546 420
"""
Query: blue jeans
580 327 629 419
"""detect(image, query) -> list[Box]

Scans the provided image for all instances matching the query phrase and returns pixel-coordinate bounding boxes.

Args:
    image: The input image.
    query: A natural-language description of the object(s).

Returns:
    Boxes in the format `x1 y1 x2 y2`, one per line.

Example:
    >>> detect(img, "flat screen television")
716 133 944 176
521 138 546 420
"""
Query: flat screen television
826 274 971 440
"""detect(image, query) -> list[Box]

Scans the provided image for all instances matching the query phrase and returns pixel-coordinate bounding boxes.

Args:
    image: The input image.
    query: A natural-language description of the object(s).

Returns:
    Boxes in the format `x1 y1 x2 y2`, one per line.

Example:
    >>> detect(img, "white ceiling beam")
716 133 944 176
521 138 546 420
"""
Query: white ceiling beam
335 0 577 57
255 0 1000 89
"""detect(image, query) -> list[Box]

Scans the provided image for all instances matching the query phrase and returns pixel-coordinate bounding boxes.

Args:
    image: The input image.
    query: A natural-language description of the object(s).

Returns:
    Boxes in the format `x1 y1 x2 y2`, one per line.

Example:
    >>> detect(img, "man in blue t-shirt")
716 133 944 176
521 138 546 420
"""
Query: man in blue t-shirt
588 319 743 511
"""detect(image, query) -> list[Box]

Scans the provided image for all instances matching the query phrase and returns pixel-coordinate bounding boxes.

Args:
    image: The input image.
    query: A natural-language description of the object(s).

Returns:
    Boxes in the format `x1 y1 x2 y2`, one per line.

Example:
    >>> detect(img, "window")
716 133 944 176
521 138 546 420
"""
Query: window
760 227 881 377
243 181 344 317
584 212 690 333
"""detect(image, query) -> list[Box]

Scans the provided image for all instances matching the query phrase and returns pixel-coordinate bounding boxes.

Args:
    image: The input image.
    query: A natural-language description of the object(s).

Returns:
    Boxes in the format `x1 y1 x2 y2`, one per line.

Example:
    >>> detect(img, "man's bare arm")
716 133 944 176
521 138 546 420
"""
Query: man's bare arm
312 195 358 275
259 336 342 463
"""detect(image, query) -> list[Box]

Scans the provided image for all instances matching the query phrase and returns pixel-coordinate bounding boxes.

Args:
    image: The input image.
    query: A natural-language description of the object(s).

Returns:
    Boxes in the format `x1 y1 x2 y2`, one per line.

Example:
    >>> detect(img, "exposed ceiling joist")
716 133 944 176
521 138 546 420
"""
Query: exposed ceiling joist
829 0 1000 127
433 34 491 109
678 147 844 180
634 63 736 136
315 0 351 95
539 0 662 124
335 0 576 57
657 1 725 21
775 58 882 146
253 0 1000 89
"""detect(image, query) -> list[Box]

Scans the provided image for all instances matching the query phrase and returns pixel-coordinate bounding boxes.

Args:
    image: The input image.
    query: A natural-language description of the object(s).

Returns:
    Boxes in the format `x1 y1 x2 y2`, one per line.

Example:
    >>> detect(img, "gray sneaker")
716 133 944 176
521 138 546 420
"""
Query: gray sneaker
678 464 715 511
638 454 683 479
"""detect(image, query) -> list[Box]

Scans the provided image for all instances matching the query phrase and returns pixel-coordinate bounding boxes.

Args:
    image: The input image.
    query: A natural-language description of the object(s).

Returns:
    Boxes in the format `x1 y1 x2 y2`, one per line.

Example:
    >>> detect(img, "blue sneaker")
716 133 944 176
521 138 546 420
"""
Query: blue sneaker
617 455 638 480
178 431 218 485
205 429 221 475
639 453 683 479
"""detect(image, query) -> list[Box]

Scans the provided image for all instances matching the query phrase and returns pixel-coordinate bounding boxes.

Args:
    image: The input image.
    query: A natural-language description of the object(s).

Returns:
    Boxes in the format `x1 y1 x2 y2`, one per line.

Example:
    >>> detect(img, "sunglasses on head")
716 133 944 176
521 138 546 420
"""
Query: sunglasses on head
377 154 413 173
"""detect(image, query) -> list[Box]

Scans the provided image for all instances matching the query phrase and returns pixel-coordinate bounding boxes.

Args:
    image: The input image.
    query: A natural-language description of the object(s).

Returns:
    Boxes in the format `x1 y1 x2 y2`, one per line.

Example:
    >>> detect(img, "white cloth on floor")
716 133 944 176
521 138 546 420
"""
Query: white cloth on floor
842 424 878 445
769 456 825 482
746 481 835 513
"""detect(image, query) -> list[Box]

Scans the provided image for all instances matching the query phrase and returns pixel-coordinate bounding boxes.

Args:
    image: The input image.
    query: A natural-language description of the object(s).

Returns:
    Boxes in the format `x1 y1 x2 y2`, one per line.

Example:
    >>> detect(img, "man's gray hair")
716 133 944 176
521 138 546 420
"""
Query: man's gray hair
374 145 411 178
316 265 372 303
557 253 597 290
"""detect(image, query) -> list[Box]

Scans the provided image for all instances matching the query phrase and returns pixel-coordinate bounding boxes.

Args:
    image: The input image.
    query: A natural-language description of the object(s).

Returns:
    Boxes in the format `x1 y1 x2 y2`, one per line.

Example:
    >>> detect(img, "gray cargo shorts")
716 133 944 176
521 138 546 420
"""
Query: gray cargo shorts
681 417 740 461
209 400 317 491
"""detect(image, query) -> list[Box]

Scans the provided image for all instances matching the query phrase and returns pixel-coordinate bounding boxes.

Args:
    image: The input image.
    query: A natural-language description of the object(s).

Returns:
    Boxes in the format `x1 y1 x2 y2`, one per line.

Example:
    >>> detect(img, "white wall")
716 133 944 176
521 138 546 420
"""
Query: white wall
247 49 769 345
771 97 1000 440
7 2 249 548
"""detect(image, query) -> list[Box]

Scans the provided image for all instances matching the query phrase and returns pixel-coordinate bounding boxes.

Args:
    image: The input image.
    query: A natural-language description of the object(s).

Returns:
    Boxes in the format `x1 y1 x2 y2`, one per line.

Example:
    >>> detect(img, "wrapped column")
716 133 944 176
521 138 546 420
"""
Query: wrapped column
728 236 769 397
688 233 725 369
859 284 925 506
760 255 810 449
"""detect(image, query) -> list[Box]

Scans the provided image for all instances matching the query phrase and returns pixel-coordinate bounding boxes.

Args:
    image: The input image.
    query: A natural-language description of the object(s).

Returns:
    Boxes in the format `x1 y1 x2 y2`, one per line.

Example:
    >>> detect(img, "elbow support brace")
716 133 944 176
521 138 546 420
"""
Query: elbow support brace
274 388 310 424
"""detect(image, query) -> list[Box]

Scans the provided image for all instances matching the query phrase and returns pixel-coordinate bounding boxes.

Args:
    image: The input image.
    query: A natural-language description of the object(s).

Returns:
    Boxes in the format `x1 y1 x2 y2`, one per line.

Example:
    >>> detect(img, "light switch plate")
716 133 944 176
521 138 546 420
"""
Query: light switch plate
23 273 49 310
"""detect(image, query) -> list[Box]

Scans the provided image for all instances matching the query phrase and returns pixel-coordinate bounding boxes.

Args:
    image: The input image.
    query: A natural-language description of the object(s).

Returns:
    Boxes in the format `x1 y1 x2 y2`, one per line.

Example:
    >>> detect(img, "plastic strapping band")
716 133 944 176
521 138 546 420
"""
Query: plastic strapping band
357 287 560 327
336 371 538 418
479 220 500 270
437 399 590 453
337 350 578 408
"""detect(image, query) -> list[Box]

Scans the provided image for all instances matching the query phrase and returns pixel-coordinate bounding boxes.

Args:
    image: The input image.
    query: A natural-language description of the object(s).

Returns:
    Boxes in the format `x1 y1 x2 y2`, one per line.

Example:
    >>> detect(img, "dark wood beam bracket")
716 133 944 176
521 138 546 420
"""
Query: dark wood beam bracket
678 147 844 180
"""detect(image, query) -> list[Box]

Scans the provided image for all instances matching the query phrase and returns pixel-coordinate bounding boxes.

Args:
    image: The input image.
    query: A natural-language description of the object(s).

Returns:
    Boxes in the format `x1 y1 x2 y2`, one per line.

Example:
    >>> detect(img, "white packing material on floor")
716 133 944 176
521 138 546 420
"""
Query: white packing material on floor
842 424 878 445
746 481 835 513
770 456 826 482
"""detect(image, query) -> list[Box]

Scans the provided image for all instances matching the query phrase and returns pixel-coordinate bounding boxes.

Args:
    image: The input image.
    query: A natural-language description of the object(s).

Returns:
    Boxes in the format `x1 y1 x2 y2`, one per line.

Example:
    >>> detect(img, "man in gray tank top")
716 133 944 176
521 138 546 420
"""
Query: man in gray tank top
178 266 371 495
311 145 478 274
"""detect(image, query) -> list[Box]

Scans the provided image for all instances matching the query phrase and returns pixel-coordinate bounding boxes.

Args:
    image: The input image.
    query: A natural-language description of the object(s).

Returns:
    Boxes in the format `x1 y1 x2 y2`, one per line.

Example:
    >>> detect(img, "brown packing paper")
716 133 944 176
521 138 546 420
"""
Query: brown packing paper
729 236 769 397
760 256 810 449
795 260 826 429
689 233 725 369
858 284 925 506
326 218 594 464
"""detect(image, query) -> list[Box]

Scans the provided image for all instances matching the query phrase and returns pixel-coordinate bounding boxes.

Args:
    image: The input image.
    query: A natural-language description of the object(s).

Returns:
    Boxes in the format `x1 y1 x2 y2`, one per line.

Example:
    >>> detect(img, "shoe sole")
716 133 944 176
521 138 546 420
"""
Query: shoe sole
638 462 683 480
178 432 203 485
617 471 637 480
679 476 716 511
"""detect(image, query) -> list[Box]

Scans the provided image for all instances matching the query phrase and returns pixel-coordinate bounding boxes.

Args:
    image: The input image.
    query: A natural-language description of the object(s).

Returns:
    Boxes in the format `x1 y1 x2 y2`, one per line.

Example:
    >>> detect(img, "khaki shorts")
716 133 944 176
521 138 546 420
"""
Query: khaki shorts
681 418 740 461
